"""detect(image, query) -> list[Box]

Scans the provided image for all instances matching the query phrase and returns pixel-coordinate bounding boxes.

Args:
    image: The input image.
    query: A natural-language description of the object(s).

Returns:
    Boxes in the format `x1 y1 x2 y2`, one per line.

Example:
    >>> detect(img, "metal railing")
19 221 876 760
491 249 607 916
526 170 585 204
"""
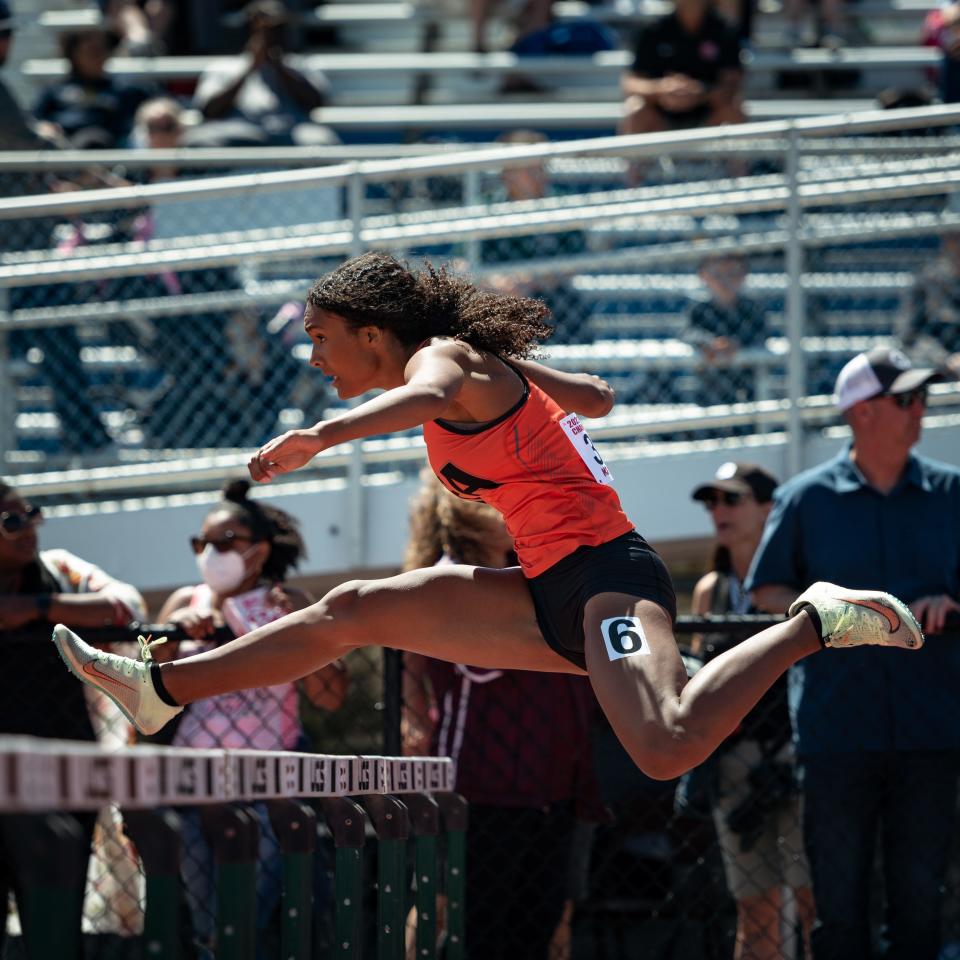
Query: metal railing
3 104 959 493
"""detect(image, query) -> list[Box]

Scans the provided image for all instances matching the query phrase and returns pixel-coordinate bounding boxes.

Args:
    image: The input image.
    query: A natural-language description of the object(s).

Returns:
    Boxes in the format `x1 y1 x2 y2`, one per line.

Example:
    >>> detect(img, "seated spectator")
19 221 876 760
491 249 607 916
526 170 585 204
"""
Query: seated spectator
130 96 186 183
923 2 960 104
402 471 604 960
479 129 593 344
0 478 146 957
899 193 960 374
688 462 813 960
683 254 770 404
152 478 348 955
191 0 337 146
620 0 745 140
33 28 152 148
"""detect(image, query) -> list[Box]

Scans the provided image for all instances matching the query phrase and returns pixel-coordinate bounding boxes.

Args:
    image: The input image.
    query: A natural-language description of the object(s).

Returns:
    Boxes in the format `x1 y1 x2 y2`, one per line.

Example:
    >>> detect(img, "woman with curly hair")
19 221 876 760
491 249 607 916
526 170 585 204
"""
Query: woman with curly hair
56 251 924 781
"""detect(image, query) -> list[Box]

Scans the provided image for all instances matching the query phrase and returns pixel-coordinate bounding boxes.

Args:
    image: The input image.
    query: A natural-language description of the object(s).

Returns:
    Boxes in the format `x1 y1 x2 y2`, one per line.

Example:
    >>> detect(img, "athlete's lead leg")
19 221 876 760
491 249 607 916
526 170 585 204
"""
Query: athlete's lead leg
53 565 581 734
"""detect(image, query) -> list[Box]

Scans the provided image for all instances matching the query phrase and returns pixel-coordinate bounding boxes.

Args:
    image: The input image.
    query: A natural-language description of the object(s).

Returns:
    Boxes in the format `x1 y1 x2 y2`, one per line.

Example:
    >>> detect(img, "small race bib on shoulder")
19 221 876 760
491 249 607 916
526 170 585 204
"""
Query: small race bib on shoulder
559 413 614 484
601 617 650 661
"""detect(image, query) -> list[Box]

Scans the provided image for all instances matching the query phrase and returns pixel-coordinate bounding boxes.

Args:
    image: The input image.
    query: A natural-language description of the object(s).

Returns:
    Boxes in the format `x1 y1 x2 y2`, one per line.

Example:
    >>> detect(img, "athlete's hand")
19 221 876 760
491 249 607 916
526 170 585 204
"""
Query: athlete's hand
249 429 325 483
910 594 960 635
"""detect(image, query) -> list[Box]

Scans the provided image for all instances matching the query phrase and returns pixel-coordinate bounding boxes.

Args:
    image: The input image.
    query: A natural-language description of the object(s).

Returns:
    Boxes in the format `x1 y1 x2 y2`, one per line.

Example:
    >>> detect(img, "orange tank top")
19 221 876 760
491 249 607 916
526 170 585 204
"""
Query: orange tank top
422 361 634 577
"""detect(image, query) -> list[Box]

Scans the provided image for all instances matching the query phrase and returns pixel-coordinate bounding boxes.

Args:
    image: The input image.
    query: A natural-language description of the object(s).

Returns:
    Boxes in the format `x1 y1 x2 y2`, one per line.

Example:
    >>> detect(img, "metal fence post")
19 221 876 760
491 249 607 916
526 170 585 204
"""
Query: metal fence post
267 799 317 960
464 168 481 271
435 793 469 960
0 286 14 466
203 804 260 960
785 125 807 477
362 795 411 960
404 793 442 960
383 649 403 756
322 796 367 960
123 808 185 960
346 163 367 569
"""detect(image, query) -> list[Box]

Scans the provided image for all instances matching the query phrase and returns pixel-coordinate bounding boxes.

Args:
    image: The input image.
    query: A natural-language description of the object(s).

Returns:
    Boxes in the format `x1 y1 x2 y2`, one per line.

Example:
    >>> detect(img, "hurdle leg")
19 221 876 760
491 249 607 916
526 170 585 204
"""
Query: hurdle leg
435 793 469 960
202 804 260 960
322 797 367 960
404 794 441 960
361 795 411 960
266 799 316 960
123 808 185 960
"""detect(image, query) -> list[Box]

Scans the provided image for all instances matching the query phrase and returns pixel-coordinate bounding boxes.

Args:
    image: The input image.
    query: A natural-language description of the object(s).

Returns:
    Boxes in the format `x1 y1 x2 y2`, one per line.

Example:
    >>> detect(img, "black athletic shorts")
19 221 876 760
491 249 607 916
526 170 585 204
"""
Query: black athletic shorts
527 529 677 670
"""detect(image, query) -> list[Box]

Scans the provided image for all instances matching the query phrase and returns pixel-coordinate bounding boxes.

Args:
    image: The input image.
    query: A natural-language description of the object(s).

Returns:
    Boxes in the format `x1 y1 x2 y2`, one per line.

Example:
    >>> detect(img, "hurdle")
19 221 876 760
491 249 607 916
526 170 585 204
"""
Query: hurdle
0 736 467 960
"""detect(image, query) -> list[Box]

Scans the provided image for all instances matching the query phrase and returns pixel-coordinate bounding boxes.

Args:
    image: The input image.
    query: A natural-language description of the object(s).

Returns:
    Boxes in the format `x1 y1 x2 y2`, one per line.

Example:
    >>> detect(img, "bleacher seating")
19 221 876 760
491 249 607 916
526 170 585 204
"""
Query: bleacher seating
2 0 958 465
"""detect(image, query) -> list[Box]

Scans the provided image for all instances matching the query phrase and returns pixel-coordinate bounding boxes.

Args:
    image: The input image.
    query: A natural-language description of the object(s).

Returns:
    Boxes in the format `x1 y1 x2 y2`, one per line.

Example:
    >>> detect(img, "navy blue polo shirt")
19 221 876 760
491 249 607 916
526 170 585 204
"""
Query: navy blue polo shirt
745 447 960 755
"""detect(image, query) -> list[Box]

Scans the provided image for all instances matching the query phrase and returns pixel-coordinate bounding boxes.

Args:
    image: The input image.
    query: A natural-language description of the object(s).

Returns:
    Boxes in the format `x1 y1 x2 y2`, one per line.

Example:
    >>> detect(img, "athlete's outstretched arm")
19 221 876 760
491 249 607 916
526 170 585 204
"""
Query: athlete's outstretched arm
250 350 466 482
511 359 615 418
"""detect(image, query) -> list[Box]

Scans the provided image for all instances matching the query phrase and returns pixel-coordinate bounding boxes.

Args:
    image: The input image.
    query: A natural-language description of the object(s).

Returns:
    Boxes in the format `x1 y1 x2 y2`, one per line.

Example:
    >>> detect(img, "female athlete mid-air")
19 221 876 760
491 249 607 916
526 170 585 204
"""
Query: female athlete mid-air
54 252 923 780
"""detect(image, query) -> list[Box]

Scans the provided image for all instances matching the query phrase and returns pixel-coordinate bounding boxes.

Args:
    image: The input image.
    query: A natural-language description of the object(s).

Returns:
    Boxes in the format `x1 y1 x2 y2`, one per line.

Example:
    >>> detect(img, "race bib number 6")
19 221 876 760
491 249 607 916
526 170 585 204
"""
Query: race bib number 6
559 413 613 484
601 617 650 661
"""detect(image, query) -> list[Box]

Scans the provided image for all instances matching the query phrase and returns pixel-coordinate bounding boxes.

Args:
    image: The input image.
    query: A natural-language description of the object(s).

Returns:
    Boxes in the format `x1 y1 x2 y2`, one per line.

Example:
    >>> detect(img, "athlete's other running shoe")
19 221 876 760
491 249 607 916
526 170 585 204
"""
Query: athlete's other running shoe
789 582 924 650
52 624 183 734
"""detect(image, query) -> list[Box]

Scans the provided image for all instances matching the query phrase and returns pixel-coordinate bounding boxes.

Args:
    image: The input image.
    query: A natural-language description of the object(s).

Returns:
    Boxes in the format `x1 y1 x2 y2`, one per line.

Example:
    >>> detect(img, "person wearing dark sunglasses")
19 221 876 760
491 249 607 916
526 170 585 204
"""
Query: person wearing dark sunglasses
689 462 814 960
745 346 960 960
151 478 348 956
0 477 146 959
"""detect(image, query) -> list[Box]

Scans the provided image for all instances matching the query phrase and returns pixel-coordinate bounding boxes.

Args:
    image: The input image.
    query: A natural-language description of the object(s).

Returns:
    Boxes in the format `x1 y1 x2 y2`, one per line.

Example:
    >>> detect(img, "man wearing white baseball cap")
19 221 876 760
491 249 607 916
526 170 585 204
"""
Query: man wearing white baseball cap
745 346 960 960
834 345 942 413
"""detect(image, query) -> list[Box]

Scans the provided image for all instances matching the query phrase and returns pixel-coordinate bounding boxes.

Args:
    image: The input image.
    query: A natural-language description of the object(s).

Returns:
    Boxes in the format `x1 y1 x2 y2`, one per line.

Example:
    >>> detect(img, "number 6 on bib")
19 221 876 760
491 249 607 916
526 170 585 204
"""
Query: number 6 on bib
601 617 650 661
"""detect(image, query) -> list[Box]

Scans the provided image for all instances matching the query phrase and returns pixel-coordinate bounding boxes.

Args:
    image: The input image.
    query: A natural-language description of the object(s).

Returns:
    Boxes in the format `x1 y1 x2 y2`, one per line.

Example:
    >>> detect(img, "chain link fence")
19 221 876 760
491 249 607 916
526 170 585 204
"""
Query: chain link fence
5 114 960 472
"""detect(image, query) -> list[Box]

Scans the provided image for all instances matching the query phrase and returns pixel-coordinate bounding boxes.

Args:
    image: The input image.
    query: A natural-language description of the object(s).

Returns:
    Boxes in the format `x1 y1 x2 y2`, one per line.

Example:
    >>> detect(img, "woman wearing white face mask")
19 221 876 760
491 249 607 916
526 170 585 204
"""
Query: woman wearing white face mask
152 478 348 957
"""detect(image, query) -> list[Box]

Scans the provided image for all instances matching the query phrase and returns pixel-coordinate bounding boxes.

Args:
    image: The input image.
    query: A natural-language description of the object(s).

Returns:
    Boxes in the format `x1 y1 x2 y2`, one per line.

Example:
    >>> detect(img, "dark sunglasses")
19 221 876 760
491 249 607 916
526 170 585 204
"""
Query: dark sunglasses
0 505 43 536
190 530 254 554
888 386 928 409
700 491 745 510
147 118 179 134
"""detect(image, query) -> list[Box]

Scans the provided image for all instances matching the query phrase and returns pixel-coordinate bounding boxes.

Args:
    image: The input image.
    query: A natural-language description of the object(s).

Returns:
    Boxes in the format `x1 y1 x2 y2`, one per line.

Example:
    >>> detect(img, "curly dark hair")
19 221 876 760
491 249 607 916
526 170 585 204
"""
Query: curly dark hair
307 251 554 357
213 479 306 582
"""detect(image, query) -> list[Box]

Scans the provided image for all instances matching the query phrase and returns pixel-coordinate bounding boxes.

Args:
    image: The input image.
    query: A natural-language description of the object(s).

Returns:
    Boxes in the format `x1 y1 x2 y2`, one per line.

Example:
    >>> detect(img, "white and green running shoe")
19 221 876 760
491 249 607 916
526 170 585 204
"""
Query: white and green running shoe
788 582 924 650
52 624 183 734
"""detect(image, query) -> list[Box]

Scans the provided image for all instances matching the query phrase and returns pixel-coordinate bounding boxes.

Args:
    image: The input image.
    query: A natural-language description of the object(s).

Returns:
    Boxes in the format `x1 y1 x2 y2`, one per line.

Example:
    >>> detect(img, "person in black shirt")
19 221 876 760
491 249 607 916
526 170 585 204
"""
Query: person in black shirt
689 462 813 960
620 0 745 136
0 479 146 958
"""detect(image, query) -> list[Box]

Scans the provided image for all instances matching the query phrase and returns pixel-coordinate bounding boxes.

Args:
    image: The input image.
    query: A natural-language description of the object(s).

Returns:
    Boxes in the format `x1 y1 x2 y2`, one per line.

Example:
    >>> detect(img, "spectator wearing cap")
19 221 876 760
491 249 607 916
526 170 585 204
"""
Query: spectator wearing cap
191 0 337 147
898 192 960 375
619 0 745 141
688 462 813 960
745 347 960 960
